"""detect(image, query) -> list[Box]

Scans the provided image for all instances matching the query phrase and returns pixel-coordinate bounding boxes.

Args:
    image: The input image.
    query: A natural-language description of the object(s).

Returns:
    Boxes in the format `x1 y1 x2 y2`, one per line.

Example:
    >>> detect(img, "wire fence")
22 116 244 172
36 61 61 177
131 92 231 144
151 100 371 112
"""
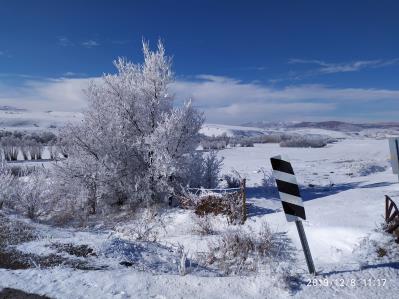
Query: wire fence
185 179 247 224
187 187 241 196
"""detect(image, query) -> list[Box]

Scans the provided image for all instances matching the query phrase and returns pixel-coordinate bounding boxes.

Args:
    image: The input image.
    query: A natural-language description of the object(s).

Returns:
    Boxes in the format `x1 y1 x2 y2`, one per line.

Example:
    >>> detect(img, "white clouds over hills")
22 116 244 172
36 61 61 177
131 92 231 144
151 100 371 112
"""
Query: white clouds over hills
0 74 399 124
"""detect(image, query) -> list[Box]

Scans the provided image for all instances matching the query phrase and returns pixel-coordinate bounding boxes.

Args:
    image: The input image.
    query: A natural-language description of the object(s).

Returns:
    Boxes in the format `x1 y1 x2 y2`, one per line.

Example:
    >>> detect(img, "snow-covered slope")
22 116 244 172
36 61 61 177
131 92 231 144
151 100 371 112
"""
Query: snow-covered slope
200 123 266 137
0 109 82 131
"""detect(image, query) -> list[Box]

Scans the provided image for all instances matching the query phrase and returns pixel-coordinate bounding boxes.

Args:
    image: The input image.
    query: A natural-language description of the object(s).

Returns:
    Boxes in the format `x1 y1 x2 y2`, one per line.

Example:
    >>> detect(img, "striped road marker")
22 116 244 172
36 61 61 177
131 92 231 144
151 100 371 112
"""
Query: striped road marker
271 155 316 275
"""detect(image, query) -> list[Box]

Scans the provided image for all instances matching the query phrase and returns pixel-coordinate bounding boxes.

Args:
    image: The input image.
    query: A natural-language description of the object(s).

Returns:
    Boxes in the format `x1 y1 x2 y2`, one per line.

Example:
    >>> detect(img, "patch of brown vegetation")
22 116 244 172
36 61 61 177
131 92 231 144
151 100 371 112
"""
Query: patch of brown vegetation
0 288 51 299
0 213 104 271
49 243 97 258
0 246 104 270
0 214 36 247
194 195 229 216
192 192 245 224
376 247 387 257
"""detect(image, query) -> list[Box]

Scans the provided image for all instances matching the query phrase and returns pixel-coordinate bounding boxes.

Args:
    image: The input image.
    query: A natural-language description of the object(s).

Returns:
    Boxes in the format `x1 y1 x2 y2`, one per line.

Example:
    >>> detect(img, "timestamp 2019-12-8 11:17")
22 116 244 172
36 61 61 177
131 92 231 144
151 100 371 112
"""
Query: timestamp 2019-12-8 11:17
307 278 387 287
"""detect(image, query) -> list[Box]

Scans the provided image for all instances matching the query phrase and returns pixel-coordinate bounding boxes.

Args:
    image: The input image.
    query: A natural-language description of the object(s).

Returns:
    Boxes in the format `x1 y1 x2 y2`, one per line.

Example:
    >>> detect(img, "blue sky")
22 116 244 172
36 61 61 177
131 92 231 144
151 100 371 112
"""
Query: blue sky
1 0 399 124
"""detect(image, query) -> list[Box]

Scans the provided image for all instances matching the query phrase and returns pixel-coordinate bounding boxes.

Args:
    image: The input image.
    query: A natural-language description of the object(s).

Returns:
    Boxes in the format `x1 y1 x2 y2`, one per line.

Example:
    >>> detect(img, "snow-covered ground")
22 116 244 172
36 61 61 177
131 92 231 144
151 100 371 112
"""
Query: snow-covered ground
0 108 397 143
1 135 399 298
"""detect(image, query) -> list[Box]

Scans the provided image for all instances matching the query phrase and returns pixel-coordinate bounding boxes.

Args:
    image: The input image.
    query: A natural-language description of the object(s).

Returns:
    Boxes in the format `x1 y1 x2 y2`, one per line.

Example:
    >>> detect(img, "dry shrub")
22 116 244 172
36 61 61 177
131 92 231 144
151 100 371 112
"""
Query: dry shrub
376 247 387 257
225 192 246 225
203 222 276 275
180 189 245 225
114 208 165 242
0 213 36 247
195 193 244 225
260 168 279 198
223 170 241 188
195 195 229 216
192 214 215 235
176 243 189 276
51 208 79 227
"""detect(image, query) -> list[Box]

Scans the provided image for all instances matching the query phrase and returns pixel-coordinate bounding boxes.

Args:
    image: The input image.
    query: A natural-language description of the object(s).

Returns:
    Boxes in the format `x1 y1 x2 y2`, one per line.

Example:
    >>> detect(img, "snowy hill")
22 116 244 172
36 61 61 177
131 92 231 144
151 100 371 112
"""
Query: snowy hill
200 123 266 137
0 109 82 131
201 123 349 139
0 109 386 141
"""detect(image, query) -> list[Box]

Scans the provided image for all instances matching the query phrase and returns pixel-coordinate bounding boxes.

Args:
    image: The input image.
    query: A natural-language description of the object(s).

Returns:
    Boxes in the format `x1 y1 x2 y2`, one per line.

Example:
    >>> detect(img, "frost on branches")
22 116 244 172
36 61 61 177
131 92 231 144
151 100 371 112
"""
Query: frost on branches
56 41 204 213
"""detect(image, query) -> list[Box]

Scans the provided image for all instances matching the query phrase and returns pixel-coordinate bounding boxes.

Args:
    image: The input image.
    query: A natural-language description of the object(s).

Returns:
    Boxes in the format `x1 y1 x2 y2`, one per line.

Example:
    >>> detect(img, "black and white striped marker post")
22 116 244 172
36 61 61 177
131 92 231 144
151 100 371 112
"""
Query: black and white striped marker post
388 137 399 181
270 155 316 275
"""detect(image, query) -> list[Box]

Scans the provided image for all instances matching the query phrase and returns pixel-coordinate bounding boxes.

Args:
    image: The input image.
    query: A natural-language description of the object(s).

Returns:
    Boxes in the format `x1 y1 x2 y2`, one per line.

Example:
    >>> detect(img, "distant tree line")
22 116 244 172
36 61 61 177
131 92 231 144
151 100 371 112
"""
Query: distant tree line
0 130 58 161
200 132 336 149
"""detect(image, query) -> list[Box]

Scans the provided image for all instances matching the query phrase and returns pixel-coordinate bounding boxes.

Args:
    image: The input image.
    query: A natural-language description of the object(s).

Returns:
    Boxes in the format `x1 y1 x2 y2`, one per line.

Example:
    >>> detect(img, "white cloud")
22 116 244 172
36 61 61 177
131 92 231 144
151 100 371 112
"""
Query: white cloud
172 75 399 105
203 102 336 124
62 72 87 77
57 36 74 47
82 40 100 48
171 75 399 123
0 77 95 111
289 58 399 74
1 74 399 124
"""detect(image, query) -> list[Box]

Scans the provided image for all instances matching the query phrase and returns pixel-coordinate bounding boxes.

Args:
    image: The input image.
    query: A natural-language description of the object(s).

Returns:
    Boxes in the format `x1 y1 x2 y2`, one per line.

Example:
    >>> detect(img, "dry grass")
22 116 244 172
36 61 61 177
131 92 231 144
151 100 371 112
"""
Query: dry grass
202 222 277 275
192 214 215 236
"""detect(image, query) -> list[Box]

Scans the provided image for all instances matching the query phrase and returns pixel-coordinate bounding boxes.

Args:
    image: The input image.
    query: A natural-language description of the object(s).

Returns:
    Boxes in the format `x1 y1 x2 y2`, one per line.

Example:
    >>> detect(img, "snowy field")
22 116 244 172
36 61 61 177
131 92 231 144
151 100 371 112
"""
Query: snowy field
0 108 82 132
1 132 398 299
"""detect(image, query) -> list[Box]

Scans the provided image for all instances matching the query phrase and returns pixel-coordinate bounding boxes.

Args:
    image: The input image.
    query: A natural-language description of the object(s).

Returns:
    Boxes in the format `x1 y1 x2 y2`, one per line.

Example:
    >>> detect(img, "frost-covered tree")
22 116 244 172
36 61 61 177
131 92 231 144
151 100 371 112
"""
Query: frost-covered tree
56 41 204 212
0 160 15 209
28 140 44 160
202 151 224 188
14 169 50 219
1 136 19 161
182 151 224 189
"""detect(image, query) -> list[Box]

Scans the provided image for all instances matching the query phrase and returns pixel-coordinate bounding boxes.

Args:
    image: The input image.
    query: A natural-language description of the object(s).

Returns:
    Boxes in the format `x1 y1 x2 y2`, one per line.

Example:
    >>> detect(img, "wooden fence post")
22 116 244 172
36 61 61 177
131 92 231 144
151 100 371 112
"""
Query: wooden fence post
240 179 247 224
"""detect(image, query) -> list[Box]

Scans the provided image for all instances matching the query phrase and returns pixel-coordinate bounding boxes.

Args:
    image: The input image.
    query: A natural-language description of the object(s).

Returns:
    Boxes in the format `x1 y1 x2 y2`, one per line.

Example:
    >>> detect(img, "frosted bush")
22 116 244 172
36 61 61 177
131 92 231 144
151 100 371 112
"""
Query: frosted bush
14 169 51 219
192 214 215 235
114 208 166 242
26 140 44 160
260 168 279 197
280 135 330 148
201 134 229 150
48 143 59 160
1 136 19 161
203 222 276 275
223 170 242 188
183 151 223 189
240 138 254 147
0 160 15 209
202 151 224 188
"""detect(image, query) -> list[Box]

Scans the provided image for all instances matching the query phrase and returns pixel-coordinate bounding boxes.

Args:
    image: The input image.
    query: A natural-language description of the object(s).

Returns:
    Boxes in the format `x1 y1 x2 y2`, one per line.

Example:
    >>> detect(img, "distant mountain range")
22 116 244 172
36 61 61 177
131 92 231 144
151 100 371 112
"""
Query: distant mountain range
0 105 398 135
0 109 82 131
242 121 399 132
0 105 27 112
